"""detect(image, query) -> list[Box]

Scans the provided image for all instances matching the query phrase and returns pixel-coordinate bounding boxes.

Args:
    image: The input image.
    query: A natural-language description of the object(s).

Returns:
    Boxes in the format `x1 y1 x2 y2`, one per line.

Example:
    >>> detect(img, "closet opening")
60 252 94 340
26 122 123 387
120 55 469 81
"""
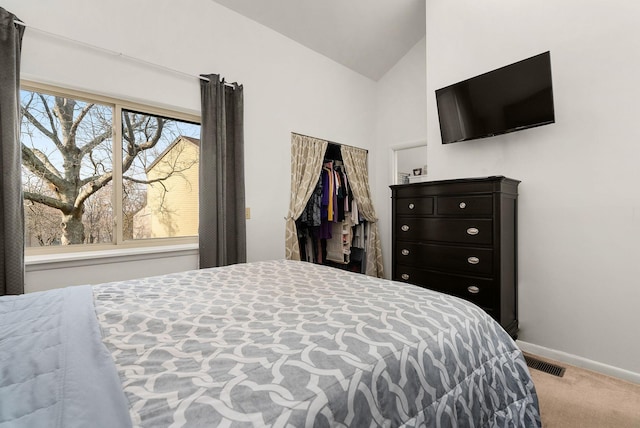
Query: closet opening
296 142 367 274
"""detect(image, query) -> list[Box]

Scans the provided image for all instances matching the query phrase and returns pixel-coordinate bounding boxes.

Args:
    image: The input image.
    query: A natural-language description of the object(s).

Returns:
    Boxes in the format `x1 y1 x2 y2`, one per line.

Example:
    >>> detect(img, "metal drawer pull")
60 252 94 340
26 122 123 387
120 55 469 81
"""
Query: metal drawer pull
467 256 480 264
401 249 410 256
459 202 466 209
467 285 480 294
401 225 410 231
401 273 410 280
466 227 479 235
408 203 415 210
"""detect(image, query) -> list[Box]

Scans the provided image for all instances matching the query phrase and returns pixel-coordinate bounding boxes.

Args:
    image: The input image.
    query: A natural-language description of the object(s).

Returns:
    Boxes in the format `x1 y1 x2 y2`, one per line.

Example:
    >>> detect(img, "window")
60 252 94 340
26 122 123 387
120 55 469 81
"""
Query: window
121 110 200 241
20 83 201 253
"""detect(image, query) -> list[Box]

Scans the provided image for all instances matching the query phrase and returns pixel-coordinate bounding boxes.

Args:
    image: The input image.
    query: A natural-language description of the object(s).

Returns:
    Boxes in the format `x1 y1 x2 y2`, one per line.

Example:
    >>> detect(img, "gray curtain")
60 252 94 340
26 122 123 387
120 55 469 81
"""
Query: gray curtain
0 8 25 295
199 74 246 268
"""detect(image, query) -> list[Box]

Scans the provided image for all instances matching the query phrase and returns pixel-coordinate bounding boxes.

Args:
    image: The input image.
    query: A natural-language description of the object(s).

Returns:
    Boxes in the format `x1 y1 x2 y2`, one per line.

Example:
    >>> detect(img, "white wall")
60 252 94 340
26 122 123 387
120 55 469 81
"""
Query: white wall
374 37 428 278
426 0 640 375
4 0 377 290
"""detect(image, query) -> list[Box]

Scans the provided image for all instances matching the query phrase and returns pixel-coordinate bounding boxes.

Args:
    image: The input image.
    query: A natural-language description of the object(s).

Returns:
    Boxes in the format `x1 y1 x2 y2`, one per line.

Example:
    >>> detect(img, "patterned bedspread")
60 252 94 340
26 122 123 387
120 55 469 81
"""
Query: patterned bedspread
94 260 541 427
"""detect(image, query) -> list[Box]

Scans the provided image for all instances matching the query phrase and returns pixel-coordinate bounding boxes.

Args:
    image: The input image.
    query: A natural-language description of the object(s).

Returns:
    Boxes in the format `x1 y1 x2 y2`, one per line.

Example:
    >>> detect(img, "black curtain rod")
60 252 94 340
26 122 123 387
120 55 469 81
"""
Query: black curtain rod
291 132 368 153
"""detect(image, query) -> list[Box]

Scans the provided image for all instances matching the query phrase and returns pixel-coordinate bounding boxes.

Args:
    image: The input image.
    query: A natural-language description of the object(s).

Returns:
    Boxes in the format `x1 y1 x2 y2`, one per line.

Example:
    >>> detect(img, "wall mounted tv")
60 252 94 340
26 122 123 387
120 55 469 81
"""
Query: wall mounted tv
435 51 555 144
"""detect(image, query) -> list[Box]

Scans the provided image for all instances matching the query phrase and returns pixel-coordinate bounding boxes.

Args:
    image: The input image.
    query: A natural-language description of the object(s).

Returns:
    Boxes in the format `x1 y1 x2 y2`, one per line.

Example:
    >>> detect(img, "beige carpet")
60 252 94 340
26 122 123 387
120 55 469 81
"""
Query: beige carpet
525 353 640 427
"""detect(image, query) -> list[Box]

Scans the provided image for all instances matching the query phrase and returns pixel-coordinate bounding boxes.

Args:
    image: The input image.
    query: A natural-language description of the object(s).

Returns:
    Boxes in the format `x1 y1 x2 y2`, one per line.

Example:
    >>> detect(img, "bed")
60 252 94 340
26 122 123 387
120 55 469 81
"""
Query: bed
1 260 541 427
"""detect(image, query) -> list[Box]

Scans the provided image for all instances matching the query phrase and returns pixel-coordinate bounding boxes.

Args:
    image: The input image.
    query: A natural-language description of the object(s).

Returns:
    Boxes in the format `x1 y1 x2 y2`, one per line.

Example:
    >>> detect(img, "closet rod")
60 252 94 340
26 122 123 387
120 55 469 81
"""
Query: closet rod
13 18 238 87
291 132 368 153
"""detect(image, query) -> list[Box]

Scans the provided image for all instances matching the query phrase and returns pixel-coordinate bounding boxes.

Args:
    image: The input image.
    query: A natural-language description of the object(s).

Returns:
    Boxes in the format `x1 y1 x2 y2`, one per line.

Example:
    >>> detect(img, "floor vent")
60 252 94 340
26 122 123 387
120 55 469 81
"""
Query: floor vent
524 355 566 377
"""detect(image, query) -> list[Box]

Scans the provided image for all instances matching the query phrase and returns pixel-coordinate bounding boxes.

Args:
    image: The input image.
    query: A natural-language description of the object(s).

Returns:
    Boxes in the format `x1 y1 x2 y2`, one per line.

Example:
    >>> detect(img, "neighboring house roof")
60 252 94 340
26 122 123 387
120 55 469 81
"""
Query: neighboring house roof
145 136 200 173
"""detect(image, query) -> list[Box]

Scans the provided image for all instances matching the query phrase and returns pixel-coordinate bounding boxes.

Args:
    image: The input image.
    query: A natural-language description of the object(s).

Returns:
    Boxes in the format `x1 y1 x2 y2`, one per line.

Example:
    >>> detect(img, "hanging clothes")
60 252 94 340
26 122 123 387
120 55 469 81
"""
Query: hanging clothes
294 148 367 273
299 174 323 227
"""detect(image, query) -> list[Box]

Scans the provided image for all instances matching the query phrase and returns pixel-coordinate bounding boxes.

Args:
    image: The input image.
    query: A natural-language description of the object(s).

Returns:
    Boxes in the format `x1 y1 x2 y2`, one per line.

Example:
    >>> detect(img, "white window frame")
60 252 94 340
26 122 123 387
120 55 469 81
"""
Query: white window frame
21 81 201 257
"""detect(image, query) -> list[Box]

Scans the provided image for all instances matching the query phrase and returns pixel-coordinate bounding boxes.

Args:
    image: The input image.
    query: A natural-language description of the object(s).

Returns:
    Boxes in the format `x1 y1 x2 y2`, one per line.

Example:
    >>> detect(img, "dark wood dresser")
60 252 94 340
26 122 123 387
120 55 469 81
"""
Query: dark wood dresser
390 176 520 338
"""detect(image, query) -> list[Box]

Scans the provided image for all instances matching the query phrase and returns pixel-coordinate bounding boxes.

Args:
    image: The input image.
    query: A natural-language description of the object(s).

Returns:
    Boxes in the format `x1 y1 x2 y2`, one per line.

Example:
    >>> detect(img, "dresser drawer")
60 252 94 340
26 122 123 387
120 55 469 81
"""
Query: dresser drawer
395 197 434 215
395 218 492 245
395 242 493 275
394 267 496 309
436 195 493 216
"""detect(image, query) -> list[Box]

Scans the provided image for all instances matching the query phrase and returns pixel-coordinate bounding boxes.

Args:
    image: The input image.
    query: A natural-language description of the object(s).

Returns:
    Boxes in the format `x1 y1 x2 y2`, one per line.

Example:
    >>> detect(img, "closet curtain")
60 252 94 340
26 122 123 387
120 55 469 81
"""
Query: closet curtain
199 74 246 268
341 145 384 278
285 134 328 260
0 7 25 295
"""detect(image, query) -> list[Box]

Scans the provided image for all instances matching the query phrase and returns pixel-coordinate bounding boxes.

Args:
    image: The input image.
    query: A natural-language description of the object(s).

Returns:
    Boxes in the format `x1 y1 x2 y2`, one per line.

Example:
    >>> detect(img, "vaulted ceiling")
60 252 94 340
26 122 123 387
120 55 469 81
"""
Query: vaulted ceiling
209 0 426 81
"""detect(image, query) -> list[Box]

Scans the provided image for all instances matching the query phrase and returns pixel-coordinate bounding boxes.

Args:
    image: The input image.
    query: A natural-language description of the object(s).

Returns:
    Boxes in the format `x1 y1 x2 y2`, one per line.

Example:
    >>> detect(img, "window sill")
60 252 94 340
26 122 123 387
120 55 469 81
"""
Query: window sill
25 243 199 271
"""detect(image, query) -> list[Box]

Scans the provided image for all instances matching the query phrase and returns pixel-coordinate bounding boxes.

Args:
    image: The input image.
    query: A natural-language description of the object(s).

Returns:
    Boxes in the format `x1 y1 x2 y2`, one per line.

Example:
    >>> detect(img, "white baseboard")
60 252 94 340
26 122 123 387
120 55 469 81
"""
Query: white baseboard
516 340 640 385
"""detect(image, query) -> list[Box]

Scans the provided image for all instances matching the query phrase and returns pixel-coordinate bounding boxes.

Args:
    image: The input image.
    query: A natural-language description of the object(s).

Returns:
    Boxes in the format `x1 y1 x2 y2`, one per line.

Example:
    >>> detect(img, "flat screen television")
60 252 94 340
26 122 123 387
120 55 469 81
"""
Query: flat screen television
435 51 555 144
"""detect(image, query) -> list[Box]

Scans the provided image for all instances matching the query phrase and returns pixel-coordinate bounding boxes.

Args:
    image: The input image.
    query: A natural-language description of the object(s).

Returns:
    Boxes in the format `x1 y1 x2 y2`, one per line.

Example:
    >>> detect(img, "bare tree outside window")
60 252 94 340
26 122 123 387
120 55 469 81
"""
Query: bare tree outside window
20 89 200 248
121 110 200 241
